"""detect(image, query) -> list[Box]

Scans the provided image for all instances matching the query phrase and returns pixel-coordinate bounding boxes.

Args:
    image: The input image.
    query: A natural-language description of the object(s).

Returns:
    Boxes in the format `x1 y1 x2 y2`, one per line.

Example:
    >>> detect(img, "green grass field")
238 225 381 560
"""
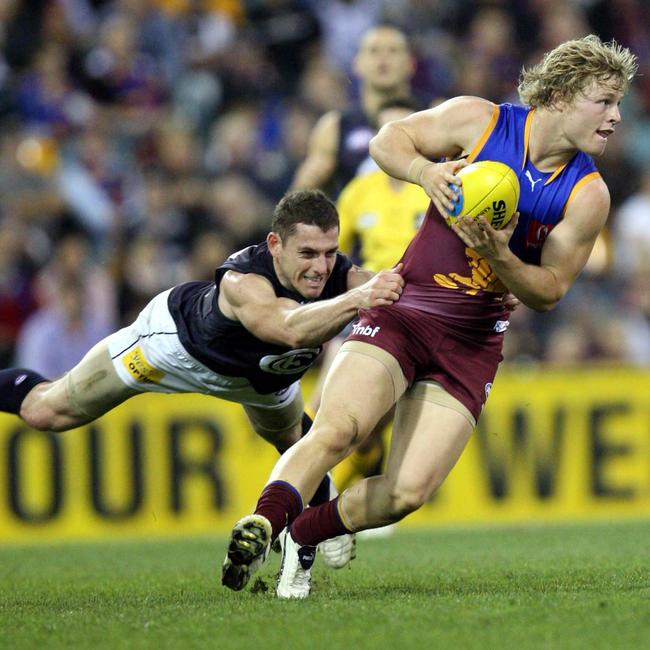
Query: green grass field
2 519 649 650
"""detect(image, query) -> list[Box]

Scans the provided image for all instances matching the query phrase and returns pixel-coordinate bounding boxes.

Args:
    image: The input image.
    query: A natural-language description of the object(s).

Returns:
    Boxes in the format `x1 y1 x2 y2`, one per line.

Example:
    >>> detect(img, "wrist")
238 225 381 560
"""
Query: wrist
406 157 434 185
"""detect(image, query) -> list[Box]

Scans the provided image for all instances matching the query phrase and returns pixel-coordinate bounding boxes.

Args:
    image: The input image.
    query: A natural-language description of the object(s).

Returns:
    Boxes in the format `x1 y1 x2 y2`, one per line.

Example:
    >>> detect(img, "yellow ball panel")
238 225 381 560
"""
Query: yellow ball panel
447 161 520 230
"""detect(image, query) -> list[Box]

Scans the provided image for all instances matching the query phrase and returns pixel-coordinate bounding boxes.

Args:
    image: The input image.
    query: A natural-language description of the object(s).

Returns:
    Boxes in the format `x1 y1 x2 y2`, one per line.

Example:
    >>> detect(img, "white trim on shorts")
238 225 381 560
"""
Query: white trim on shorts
106 289 300 410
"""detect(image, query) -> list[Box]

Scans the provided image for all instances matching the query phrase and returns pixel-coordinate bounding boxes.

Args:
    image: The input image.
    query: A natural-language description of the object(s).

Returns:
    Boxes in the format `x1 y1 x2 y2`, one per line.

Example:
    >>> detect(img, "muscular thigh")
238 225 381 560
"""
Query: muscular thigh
385 384 474 498
316 341 408 442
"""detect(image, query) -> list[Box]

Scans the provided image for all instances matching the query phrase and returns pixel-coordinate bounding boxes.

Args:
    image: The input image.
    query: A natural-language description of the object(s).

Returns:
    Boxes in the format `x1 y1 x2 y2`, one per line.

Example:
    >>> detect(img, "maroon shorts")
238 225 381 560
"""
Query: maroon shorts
346 305 505 422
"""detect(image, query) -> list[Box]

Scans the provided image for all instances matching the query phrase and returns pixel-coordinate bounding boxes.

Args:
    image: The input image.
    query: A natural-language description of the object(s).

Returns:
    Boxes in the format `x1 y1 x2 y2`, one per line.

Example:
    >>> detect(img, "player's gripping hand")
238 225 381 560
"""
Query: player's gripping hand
451 212 519 260
357 263 405 308
503 293 521 311
419 159 469 217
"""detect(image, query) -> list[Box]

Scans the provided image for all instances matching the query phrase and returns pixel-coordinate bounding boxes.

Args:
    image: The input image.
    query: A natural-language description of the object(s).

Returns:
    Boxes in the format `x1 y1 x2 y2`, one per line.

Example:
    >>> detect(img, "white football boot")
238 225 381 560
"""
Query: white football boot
318 476 356 569
221 514 272 591
319 532 357 568
276 528 316 599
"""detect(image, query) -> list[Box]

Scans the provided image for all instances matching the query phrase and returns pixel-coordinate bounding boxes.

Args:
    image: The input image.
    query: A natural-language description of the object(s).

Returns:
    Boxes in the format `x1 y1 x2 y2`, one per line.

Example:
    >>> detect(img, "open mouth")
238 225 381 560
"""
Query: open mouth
596 129 613 139
303 276 323 287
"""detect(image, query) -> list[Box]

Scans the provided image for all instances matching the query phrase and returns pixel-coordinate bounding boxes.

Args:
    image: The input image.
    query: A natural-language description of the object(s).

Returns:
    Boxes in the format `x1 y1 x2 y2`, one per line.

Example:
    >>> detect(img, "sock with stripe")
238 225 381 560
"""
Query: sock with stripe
254 480 303 541
290 496 351 547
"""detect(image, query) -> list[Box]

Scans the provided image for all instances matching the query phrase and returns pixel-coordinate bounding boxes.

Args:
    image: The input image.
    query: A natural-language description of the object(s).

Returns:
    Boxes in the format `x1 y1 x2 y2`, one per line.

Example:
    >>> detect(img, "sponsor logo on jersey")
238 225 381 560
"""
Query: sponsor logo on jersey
351 323 381 337
122 346 165 384
525 170 543 191
525 219 556 249
494 320 510 333
259 348 320 375
484 382 492 400
14 374 27 386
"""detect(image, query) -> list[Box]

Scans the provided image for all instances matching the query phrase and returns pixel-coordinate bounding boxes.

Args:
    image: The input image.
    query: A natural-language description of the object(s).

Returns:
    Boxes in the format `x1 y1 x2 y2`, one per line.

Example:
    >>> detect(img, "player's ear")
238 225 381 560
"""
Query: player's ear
267 231 282 255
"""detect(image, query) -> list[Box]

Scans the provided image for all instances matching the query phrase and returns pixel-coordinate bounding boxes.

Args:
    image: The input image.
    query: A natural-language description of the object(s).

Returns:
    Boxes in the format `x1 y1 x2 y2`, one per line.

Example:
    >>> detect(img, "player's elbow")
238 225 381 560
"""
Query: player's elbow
281 327 314 349
369 125 393 165
529 301 557 313
368 134 381 165
525 288 565 313
525 269 568 312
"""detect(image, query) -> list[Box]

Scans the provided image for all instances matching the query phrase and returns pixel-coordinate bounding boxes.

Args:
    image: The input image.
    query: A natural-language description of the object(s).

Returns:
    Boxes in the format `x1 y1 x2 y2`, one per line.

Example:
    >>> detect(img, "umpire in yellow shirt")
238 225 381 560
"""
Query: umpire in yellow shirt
337 98 429 273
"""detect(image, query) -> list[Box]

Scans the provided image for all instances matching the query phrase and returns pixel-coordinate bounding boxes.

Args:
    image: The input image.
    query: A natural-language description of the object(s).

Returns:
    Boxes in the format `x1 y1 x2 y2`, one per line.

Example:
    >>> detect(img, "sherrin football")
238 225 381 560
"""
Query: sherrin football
447 160 520 230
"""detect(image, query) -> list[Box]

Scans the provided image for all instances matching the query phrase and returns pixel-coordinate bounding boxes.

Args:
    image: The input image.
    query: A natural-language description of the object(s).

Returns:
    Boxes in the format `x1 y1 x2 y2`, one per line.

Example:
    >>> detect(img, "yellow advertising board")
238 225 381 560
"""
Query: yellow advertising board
1 366 649 543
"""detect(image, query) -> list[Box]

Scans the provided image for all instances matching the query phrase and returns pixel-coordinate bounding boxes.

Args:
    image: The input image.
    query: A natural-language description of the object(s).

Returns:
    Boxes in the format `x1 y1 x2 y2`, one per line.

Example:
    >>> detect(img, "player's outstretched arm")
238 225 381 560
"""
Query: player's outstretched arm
218 267 404 349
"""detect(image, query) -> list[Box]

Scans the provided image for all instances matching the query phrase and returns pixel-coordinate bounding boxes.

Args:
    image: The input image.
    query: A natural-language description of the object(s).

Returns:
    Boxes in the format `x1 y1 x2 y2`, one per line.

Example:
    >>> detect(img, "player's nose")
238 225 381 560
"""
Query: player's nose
312 255 329 275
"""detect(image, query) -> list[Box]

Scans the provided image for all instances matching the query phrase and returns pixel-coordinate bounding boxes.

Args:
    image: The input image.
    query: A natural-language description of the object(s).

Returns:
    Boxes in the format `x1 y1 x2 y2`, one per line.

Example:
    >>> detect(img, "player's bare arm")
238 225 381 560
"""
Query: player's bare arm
452 178 610 312
290 111 340 190
218 268 404 348
369 96 495 214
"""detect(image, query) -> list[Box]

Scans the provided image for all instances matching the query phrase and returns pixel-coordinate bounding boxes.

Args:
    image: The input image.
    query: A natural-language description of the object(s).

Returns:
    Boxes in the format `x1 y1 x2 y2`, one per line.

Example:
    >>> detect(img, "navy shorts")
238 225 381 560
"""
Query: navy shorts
346 305 505 422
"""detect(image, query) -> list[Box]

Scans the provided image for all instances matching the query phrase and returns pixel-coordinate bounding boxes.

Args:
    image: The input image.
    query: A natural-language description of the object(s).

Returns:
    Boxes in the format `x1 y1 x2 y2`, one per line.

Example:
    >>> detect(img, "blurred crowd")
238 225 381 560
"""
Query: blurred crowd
0 0 649 376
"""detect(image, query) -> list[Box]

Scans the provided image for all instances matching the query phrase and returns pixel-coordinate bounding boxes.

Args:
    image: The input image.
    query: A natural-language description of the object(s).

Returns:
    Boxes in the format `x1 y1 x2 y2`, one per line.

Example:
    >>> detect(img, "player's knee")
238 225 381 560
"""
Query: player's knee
268 427 301 454
19 384 69 432
386 485 429 521
311 417 360 459
20 403 58 431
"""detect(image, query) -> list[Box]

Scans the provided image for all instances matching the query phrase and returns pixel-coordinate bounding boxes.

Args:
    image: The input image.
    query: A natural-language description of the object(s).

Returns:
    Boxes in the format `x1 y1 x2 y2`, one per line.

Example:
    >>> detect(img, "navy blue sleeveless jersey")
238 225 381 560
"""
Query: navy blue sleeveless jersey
469 103 600 265
330 107 375 197
168 242 353 394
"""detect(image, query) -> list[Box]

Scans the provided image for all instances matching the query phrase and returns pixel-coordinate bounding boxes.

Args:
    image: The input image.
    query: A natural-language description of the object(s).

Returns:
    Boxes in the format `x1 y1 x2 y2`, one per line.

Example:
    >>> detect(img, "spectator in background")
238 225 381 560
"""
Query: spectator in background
205 173 274 249
455 5 520 102
33 229 118 331
0 0 648 368
612 164 650 278
0 219 38 367
15 275 113 378
55 121 142 245
15 42 94 135
76 11 167 133
309 0 382 74
244 0 321 96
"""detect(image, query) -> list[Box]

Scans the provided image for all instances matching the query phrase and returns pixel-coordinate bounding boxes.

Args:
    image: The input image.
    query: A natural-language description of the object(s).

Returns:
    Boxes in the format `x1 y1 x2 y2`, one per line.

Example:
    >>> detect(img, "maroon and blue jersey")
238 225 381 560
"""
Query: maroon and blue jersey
471 103 599 265
397 102 601 327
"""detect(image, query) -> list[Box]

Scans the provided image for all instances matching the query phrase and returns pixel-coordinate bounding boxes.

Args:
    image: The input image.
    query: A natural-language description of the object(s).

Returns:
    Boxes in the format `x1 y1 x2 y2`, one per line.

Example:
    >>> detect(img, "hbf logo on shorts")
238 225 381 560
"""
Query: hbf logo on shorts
351 323 381 337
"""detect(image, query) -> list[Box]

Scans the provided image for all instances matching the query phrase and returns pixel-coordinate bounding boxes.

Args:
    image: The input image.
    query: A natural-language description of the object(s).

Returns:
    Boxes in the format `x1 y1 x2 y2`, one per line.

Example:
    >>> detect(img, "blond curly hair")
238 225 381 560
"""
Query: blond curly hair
518 35 638 108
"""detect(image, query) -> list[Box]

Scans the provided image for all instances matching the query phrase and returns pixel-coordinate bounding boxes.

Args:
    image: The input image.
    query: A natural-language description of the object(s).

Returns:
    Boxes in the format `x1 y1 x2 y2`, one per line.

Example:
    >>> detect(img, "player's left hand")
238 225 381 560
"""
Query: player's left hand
503 293 521 311
451 212 519 259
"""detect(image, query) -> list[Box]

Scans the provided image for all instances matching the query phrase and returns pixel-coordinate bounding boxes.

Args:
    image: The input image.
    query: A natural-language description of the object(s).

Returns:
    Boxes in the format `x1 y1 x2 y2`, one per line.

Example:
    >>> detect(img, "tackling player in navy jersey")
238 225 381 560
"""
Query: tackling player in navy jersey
0 189 404 597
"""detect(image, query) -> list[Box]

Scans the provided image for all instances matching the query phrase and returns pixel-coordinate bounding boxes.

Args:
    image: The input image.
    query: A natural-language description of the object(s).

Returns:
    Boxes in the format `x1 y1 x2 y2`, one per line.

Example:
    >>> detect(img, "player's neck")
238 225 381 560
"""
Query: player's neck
527 108 578 172
361 85 409 119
